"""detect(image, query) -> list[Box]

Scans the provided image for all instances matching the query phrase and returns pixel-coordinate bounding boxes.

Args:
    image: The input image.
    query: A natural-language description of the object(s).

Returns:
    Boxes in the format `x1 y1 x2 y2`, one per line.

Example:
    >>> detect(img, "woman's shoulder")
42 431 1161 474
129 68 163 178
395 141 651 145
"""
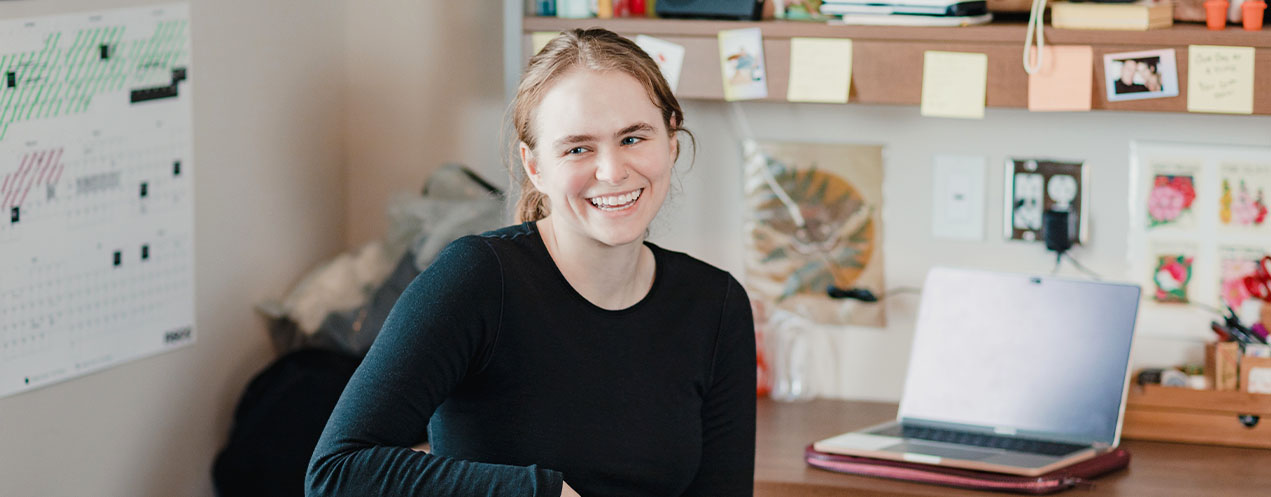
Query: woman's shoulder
428 223 540 274
648 243 743 292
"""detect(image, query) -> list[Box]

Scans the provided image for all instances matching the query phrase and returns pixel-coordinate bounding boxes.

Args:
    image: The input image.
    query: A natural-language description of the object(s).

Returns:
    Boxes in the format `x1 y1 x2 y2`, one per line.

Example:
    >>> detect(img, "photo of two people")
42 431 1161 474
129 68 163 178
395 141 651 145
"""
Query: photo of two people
1104 49 1179 102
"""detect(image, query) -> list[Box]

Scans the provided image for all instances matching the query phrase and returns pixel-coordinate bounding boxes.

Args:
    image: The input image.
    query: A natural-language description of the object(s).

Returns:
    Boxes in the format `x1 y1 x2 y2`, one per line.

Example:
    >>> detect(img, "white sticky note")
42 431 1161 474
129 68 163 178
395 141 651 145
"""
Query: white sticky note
932 155 987 241
921 51 988 119
787 37 853 104
635 35 686 93
1187 45 1255 115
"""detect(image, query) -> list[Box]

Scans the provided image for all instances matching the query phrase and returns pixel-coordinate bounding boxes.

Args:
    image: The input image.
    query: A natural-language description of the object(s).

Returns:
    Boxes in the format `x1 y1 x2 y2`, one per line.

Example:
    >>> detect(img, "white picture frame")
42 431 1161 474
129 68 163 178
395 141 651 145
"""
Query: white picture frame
1103 49 1180 102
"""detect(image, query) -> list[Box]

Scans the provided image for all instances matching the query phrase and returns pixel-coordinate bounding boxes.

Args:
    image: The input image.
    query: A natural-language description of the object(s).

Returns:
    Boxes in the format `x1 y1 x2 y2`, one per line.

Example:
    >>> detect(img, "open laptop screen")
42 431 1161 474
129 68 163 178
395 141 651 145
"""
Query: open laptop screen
898 268 1141 446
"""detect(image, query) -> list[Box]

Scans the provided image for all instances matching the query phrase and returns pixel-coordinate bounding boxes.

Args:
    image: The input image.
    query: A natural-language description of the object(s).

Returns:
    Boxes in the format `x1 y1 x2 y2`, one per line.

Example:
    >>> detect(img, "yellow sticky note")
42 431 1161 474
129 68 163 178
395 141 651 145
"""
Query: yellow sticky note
1028 46 1093 112
787 38 853 104
530 32 560 55
1188 45 1255 115
921 51 988 119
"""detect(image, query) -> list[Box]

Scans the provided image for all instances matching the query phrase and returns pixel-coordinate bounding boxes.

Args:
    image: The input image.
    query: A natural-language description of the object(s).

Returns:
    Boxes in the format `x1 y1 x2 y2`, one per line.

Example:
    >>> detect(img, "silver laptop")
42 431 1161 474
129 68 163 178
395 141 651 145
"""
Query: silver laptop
814 267 1141 476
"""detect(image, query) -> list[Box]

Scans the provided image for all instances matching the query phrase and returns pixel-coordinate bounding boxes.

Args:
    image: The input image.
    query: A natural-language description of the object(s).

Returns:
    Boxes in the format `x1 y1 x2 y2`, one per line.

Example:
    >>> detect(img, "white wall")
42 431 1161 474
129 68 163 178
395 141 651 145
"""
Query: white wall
0 1 347 496
342 0 509 247
650 101 1271 401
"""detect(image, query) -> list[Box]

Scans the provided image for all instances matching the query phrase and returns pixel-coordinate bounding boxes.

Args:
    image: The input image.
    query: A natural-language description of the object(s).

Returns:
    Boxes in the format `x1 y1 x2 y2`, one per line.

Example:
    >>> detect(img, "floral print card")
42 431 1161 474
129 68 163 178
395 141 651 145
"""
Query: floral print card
1148 242 1197 304
1145 160 1202 231
1219 246 1270 310
1218 162 1270 232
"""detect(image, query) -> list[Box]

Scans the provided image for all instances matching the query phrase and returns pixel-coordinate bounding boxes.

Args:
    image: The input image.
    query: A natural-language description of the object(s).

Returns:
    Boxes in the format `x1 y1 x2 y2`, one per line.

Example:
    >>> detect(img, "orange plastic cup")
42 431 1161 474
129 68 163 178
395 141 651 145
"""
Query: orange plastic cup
1244 0 1267 30
1206 0 1230 30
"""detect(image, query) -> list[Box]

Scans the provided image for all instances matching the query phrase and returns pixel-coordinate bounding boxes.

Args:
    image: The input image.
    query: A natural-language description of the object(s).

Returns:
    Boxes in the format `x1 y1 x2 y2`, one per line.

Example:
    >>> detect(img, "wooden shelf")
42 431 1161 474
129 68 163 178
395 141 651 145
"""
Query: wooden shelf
522 16 1271 115
525 17 1271 47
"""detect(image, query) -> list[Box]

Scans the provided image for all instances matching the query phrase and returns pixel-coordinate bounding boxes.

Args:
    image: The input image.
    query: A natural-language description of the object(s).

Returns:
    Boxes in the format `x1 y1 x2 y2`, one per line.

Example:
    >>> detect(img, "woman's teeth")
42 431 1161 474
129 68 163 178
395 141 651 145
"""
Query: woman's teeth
589 189 642 210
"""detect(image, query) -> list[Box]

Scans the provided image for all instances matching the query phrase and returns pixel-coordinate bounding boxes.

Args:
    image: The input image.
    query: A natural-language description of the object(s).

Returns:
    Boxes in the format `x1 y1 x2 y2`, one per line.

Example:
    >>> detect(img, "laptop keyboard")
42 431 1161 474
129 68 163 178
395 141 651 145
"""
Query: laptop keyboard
898 425 1087 457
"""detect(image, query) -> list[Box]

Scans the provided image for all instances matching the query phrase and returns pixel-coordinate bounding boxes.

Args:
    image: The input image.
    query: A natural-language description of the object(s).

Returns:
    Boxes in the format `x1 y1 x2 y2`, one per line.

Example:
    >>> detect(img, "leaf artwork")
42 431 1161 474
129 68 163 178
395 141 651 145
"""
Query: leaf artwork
743 141 885 327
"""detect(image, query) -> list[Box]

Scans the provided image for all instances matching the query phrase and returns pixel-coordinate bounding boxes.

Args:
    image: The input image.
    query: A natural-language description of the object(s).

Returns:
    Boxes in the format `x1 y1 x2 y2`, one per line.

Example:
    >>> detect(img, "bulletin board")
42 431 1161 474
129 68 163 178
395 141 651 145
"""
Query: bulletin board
0 4 195 398
1129 141 1271 341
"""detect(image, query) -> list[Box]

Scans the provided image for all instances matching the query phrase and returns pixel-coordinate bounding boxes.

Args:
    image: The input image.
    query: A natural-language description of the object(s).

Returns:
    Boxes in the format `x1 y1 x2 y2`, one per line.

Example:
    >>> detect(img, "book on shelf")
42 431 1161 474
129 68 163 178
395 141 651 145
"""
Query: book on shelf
1050 0 1174 31
827 12 993 26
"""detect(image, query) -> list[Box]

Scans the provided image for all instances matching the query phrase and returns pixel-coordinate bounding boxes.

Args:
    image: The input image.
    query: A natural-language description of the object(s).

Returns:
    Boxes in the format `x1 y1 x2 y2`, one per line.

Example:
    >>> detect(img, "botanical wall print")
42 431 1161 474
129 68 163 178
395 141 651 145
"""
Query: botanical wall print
1130 142 1271 342
1218 162 1270 231
1219 246 1270 310
742 140 885 327
1145 161 1202 230
1150 243 1197 303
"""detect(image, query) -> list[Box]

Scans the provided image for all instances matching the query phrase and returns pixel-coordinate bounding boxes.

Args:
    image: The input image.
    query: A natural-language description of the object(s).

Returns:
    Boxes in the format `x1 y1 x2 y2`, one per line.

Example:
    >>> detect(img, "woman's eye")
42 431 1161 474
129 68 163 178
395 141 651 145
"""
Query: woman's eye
621 136 644 146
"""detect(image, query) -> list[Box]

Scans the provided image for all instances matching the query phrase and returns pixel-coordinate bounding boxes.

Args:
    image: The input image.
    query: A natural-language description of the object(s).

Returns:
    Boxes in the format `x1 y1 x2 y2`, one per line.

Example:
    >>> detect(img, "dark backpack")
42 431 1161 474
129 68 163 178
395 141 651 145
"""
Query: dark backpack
212 348 360 497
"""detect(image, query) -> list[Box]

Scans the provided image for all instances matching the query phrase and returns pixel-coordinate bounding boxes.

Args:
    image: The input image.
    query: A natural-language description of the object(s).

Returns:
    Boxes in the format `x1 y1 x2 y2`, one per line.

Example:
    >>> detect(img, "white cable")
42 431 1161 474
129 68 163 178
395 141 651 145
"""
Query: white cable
1023 0 1046 75
728 103 806 228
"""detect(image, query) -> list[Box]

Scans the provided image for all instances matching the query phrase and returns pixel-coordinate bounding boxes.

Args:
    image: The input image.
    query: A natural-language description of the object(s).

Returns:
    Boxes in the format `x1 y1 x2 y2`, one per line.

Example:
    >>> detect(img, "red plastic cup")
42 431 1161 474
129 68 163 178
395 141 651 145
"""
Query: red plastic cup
1244 0 1267 30
1206 0 1230 30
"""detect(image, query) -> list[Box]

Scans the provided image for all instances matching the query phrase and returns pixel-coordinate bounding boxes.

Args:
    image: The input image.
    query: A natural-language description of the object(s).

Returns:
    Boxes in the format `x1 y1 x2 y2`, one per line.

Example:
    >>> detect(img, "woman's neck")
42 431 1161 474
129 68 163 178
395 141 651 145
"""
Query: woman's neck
537 216 655 311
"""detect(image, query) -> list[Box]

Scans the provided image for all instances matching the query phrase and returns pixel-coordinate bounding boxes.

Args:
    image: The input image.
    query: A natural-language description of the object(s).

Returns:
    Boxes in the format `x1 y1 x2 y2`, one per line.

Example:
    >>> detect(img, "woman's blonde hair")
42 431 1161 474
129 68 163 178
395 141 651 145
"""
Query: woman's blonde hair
509 28 694 223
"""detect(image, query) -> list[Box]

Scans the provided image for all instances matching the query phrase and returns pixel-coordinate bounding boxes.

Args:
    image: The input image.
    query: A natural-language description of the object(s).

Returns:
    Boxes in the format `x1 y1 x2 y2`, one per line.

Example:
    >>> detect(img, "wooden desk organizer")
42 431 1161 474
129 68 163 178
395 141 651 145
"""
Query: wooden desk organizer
1123 384 1271 448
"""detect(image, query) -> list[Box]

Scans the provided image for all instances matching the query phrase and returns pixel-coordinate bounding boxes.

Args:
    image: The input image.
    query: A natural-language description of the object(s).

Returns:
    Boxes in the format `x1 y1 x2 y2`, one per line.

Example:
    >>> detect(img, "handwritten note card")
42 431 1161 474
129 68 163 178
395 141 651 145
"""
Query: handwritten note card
1187 45 1255 115
921 51 988 119
1028 46 1093 112
787 37 853 104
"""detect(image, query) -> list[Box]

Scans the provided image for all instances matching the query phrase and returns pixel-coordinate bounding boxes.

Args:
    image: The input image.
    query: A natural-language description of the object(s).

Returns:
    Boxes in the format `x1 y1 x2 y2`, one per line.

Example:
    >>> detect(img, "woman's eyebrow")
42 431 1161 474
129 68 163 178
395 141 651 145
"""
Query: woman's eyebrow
553 134 596 148
616 123 655 136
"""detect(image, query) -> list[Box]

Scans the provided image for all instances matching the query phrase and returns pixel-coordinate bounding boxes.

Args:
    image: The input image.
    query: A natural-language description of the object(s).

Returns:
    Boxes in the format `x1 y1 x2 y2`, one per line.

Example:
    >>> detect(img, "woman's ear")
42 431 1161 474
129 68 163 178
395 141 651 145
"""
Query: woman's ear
667 120 680 161
519 142 542 190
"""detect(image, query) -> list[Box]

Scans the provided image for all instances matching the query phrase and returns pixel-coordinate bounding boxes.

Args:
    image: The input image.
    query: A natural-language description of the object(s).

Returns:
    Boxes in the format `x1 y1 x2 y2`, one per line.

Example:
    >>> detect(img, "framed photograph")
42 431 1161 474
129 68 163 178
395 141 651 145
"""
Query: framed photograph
1103 49 1179 102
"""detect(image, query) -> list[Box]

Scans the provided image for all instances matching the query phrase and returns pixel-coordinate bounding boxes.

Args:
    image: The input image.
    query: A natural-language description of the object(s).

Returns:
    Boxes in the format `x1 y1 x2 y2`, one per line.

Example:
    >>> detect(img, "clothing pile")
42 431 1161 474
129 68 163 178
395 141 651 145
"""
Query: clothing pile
212 164 505 497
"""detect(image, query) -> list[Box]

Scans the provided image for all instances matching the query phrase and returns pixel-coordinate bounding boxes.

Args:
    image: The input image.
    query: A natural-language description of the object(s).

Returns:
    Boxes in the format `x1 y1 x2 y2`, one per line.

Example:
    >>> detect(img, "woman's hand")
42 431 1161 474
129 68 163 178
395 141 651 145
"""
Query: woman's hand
561 481 582 497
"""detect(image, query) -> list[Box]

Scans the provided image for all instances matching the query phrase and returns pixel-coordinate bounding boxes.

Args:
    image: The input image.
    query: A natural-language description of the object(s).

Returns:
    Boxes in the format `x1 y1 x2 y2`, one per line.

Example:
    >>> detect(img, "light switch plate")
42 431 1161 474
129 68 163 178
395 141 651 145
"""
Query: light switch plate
932 155 986 241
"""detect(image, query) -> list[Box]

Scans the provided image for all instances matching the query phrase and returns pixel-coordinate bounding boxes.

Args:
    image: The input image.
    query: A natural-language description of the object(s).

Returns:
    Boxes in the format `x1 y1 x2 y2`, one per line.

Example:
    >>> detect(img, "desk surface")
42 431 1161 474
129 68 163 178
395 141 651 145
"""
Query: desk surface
754 398 1271 497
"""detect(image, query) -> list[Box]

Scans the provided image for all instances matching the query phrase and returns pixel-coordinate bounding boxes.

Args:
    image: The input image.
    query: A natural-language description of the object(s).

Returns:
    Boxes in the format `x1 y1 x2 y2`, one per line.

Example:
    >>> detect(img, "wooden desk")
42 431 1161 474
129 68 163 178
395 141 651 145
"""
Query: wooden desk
755 398 1271 496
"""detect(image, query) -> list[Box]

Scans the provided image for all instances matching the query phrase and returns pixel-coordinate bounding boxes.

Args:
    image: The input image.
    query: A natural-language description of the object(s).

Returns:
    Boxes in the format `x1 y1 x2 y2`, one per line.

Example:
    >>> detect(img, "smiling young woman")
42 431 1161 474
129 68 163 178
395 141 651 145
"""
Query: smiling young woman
306 29 756 497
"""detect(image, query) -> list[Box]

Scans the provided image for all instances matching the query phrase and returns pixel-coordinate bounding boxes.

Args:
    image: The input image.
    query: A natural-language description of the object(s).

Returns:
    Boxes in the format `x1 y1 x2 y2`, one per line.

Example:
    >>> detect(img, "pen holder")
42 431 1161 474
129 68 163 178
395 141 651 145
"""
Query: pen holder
1206 0 1231 29
1243 0 1267 29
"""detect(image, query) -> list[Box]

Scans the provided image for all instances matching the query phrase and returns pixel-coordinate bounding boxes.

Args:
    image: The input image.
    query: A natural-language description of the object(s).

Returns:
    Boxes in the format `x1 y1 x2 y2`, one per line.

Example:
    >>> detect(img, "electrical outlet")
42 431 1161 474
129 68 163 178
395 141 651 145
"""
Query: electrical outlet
1003 158 1088 243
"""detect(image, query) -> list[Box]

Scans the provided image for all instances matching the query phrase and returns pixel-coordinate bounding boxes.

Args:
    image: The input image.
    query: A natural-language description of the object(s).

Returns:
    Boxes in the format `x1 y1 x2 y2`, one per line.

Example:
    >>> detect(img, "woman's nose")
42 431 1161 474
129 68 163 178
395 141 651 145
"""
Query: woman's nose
594 149 629 184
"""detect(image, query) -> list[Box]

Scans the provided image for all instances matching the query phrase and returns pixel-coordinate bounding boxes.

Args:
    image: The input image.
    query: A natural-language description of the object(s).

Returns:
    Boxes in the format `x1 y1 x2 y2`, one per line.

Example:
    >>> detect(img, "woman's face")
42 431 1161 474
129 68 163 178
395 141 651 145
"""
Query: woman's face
521 69 676 248
1119 60 1137 82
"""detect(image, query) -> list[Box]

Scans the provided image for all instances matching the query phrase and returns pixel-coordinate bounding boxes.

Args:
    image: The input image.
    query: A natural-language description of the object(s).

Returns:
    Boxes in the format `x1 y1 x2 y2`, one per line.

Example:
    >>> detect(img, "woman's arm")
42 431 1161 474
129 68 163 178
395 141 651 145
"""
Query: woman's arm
679 277 758 496
305 236 564 497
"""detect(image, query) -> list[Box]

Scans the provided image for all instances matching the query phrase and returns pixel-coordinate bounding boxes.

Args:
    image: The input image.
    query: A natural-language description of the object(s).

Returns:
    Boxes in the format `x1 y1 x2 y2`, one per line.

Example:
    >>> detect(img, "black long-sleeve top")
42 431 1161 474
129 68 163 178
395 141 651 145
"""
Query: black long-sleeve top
306 222 756 497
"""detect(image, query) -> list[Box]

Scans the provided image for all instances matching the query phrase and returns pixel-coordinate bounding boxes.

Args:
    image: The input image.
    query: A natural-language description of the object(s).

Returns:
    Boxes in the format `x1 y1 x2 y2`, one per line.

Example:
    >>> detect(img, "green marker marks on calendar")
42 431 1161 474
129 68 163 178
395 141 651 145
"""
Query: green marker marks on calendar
0 19 189 142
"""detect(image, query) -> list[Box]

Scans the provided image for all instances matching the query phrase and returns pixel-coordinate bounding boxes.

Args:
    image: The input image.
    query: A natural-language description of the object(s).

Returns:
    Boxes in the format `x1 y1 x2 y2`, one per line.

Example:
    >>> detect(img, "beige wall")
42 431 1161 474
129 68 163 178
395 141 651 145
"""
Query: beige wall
0 1 346 496
342 0 509 247
651 102 1271 401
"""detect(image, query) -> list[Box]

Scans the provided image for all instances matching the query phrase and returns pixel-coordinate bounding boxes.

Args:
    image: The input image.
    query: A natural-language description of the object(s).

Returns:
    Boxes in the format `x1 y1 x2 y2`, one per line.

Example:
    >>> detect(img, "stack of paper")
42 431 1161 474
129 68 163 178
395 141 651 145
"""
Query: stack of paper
820 0 993 26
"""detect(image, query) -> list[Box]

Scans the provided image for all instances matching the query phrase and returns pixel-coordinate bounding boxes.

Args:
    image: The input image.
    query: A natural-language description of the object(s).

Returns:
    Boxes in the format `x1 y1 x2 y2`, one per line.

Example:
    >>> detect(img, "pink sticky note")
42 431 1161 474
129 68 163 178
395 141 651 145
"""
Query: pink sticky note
1028 46 1094 112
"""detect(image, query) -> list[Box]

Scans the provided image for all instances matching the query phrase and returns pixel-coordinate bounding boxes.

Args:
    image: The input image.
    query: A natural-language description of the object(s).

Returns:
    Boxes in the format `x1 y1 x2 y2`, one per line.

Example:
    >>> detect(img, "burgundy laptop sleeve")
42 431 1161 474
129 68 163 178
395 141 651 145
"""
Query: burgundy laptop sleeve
804 445 1131 494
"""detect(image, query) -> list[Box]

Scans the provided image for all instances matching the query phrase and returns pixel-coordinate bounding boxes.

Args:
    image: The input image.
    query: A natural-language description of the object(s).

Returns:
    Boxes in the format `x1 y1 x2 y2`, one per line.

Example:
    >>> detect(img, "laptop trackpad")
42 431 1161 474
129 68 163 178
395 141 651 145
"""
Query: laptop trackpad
886 441 996 461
